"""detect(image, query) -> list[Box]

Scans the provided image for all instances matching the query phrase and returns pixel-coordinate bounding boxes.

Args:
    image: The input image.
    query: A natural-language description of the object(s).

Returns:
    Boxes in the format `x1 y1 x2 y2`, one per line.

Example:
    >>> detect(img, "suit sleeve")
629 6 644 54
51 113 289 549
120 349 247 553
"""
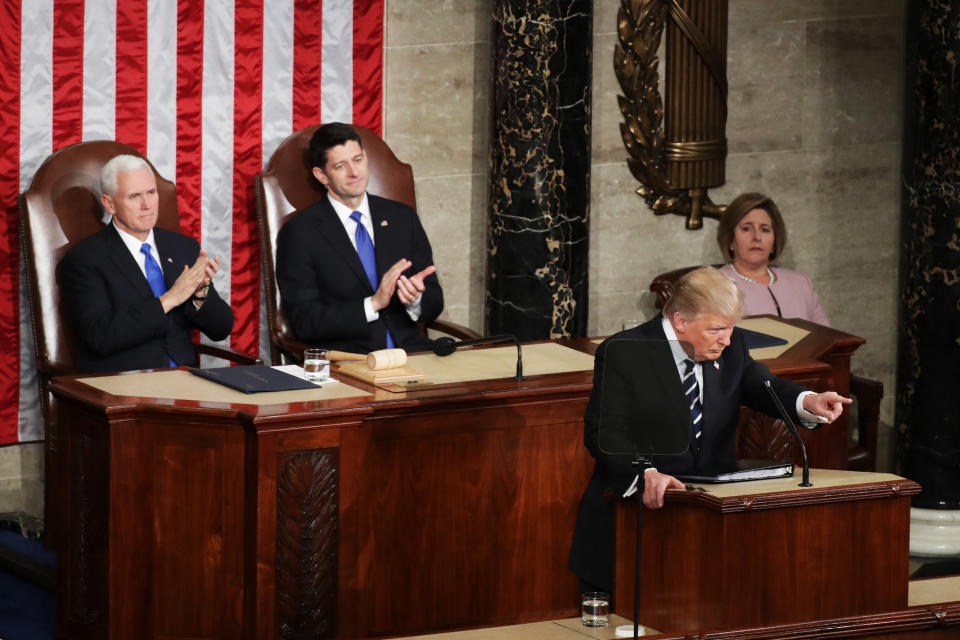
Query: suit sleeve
801 273 831 327
406 208 443 324
275 217 371 344
182 281 234 341
59 248 170 357
583 340 645 495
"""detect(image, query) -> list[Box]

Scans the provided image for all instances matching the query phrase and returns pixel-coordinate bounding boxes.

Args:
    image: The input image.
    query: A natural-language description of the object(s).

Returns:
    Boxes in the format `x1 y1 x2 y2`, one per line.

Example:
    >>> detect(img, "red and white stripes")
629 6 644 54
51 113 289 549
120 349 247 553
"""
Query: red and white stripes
0 0 383 443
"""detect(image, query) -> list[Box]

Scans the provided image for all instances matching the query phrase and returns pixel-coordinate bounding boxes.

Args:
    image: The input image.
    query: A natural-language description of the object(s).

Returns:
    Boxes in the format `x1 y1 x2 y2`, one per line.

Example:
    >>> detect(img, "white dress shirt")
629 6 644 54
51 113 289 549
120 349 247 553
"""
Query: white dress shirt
326 192 422 322
113 222 161 279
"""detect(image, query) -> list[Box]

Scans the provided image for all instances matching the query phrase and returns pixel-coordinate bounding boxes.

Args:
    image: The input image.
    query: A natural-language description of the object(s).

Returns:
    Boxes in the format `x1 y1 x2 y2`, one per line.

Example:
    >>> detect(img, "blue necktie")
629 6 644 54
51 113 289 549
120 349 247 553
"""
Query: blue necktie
140 243 167 296
140 243 176 366
350 211 394 349
683 359 703 454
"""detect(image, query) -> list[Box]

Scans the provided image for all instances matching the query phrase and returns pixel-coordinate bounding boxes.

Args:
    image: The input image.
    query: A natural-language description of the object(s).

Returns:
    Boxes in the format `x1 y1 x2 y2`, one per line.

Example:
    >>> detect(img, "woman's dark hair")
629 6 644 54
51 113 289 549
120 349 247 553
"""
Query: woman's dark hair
716 192 787 262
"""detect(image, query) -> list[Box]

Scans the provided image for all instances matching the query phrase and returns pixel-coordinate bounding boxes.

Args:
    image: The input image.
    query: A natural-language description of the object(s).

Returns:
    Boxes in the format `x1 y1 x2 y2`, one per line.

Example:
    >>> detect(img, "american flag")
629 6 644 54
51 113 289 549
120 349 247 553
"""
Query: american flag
0 0 384 444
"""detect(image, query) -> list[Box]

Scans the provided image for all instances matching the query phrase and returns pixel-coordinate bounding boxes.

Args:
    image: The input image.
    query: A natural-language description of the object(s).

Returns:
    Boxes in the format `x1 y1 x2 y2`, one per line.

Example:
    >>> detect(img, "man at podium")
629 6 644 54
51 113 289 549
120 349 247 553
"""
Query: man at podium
568 267 851 595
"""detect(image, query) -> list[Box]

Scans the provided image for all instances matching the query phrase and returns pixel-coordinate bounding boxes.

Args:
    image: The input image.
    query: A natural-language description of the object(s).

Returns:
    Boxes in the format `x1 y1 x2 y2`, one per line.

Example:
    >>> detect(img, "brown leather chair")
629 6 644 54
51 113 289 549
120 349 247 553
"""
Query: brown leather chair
255 124 480 364
649 265 881 471
18 140 260 545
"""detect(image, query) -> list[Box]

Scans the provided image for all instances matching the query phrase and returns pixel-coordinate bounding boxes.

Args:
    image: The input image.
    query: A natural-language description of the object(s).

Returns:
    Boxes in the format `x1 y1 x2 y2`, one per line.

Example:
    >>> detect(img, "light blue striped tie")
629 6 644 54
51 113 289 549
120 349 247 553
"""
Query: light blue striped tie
683 359 703 454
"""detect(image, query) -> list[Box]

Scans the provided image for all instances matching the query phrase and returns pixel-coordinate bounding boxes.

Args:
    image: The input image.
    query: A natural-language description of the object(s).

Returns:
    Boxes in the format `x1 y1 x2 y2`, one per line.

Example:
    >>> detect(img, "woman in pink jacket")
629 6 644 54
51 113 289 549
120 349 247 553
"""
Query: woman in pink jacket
716 192 830 326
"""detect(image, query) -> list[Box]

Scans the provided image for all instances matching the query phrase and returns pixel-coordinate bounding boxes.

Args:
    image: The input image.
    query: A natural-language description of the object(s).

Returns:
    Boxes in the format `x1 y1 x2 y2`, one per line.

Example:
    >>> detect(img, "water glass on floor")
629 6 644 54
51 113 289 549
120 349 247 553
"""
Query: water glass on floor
581 591 609 627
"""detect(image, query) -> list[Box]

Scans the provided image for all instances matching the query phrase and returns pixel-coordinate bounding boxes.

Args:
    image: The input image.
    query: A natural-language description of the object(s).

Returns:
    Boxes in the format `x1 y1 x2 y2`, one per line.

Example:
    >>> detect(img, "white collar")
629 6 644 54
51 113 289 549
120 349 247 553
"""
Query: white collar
327 192 370 223
112 220 157 255
661 315 695 369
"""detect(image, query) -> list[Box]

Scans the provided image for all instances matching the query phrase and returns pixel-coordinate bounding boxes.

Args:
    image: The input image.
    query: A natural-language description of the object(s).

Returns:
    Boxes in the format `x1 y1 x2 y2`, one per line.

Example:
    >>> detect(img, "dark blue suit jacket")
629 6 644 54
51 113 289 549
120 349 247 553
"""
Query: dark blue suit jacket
275 194 443 354
567 315 807 591
59 225 234 372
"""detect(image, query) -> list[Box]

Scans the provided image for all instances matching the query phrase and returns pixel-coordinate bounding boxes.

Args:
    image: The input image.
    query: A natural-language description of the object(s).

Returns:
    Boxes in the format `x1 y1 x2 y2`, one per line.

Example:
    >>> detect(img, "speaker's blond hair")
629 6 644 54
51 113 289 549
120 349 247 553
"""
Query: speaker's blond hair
663 267 743 321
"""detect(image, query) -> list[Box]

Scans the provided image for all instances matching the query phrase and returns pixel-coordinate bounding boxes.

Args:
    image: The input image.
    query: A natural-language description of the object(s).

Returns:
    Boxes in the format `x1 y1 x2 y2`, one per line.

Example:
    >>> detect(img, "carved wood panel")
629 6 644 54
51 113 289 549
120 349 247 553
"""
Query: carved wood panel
276 448 339 640
68 431 107 635
736 412 794 463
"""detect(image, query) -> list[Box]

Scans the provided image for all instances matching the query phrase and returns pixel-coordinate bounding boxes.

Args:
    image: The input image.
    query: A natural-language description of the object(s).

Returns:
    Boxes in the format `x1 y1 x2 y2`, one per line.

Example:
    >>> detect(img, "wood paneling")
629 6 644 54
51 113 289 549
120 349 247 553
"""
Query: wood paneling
51 327 883 638
613 476 920 633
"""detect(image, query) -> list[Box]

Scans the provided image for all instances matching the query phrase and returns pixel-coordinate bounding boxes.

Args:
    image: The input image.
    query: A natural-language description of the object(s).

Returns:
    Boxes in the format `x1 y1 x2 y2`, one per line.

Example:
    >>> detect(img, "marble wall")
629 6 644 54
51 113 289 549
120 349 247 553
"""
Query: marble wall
591 0 904 433
383 0 493 332
383 0 904 433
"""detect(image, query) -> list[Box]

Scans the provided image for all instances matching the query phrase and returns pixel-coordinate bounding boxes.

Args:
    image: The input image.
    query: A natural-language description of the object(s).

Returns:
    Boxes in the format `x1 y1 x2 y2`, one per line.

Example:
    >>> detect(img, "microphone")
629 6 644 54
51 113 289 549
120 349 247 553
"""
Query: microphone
762 380 813 487
432 334 525 381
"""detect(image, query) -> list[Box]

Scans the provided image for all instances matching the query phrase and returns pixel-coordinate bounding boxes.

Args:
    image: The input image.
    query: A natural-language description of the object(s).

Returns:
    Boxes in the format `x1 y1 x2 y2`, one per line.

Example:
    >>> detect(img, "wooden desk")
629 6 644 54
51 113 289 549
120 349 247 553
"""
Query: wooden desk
49 325 867 639
51 345 597 639
613 470 922 633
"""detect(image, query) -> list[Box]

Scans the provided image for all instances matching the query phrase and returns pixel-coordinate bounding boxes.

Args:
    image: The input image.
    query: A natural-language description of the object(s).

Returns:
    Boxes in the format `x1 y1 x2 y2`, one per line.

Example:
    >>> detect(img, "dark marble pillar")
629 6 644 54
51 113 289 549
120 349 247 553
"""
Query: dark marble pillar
897 0 960 510
486 0 592 340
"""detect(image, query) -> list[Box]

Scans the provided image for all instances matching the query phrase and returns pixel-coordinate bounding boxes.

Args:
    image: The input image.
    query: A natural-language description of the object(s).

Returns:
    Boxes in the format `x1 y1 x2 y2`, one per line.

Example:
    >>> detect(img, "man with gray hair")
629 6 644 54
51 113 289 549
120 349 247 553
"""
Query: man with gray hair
59 154 233 372
568 267 851 595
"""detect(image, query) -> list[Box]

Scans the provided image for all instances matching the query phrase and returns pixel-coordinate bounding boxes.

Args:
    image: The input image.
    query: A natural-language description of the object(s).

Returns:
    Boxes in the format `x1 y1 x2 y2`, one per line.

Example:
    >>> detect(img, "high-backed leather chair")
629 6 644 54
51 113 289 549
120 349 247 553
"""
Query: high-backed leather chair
649 265 881 471
18 140 260 545
255 124 480 364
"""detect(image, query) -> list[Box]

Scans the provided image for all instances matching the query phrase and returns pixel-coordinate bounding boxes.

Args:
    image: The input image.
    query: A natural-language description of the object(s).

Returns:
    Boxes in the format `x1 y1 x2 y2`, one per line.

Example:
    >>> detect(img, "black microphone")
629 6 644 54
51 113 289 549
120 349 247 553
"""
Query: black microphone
762 379 813 487
432 334 525 381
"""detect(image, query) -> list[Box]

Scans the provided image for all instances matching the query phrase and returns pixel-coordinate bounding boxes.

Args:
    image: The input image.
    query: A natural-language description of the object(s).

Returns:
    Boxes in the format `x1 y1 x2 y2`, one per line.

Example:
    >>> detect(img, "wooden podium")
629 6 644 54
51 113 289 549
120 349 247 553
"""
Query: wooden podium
613 469 921 633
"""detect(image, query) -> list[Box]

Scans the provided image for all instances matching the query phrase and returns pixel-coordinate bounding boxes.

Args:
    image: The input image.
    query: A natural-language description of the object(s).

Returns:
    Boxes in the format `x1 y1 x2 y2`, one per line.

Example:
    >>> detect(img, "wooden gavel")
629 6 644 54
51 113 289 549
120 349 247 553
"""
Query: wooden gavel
326 348 407 370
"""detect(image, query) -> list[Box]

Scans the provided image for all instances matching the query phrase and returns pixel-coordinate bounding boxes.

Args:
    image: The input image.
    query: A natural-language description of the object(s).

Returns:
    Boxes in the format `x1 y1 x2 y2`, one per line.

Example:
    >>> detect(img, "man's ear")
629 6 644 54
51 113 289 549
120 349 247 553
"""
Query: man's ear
311 166 329 186
672 311 687 333
101 193 115 215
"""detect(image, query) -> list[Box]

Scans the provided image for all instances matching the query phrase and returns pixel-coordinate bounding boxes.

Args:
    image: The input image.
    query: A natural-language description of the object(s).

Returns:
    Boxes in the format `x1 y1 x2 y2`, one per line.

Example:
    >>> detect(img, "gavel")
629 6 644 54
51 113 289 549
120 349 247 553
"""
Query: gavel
326 348 407 371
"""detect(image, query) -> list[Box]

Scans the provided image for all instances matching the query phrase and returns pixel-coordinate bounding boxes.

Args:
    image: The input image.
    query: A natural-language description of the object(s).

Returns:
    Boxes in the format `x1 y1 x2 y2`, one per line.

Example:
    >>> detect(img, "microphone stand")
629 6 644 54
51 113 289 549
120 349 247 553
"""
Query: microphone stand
630 452 651 640
763 380 813 487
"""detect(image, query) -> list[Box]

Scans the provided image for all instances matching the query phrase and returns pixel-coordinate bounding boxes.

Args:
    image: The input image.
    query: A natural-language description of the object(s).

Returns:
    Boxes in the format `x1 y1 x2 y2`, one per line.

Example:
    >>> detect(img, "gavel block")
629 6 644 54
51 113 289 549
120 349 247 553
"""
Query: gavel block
329 348 424 386
326 348 408 371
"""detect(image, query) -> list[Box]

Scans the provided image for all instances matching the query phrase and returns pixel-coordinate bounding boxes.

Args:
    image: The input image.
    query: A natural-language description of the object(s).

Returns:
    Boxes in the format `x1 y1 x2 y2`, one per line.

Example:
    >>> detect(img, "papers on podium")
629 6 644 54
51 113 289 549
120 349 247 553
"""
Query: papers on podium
189 365 320 393
675 459 794 484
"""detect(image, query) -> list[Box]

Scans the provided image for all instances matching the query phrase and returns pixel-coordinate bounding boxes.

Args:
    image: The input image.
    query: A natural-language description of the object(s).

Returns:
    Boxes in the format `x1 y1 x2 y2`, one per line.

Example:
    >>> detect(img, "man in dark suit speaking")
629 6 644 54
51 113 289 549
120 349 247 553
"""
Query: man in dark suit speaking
276 122 442 354
568 267 851 595
59 155 234 372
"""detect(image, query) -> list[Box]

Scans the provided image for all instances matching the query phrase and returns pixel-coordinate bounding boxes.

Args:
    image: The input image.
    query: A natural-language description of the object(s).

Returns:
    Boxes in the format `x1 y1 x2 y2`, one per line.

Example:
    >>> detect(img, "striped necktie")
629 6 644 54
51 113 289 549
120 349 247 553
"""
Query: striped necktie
683 359 703 453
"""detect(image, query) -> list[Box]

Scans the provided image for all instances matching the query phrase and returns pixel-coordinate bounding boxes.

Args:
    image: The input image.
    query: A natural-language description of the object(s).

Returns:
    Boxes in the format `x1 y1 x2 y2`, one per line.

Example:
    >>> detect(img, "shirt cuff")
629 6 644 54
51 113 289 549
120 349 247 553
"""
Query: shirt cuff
405 295 423 321
622 467 657 498
364 297 379 323
795 391 819 427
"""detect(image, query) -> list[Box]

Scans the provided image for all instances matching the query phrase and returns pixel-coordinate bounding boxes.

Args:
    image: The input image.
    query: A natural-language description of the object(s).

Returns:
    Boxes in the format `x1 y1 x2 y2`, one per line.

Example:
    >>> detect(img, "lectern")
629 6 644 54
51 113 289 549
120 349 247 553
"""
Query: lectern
613 469 921 632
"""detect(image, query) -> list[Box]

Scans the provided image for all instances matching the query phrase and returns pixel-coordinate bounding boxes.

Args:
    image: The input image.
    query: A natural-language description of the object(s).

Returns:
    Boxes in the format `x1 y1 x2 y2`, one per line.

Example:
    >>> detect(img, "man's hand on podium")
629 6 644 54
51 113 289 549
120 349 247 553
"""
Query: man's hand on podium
642 469 685 509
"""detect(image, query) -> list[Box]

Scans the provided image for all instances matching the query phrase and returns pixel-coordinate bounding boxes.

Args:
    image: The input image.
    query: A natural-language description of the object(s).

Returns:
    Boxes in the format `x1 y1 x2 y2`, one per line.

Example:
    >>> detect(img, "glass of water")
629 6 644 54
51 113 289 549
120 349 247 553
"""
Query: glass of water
303 348 330 383
581 591 609 627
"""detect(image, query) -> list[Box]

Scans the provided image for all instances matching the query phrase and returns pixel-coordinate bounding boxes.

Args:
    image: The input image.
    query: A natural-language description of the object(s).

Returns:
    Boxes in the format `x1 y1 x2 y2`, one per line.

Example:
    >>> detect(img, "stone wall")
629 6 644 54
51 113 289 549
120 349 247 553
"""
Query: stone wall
383 0 905 438
591 0 904 435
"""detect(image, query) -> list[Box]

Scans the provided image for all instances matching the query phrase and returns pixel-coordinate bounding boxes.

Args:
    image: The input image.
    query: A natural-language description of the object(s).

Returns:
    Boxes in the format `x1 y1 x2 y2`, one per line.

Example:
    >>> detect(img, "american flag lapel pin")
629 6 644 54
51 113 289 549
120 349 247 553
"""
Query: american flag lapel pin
380 220 388 227
167 258 173 263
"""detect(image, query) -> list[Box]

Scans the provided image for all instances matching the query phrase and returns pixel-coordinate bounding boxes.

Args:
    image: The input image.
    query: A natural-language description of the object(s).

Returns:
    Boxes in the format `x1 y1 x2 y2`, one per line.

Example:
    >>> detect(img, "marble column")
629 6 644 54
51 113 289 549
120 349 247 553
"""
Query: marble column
486 0 592 340
898 0 960 556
